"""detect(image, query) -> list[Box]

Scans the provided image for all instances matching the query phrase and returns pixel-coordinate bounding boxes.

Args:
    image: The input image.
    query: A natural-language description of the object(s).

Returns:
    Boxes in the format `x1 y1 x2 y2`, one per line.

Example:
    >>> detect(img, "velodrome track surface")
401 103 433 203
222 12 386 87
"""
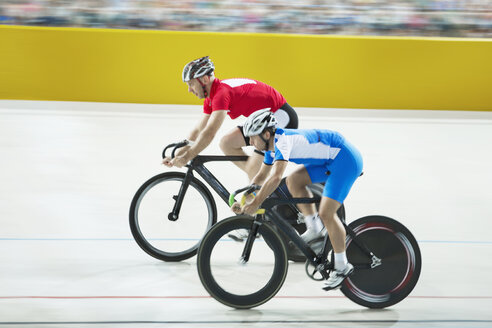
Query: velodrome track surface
1 100 491 327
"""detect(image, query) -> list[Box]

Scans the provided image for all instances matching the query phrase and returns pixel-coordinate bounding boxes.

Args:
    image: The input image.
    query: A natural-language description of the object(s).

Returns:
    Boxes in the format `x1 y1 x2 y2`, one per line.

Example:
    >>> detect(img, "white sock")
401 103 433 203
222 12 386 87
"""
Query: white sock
334 251 348 271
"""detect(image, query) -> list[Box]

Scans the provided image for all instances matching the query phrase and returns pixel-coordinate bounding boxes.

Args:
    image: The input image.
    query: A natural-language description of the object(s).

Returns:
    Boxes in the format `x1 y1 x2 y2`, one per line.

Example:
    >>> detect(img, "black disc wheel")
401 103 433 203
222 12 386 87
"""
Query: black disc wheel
341 215 421 308
197 216 288 309
129 172 217 262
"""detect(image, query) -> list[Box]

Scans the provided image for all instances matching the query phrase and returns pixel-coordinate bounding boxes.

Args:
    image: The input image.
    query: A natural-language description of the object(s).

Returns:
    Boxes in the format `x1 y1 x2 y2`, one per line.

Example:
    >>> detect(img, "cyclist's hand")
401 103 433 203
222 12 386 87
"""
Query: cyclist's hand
162 157 173 167
244 193 255 204
171 155 188 168
231 202 242 214
242 203 259 216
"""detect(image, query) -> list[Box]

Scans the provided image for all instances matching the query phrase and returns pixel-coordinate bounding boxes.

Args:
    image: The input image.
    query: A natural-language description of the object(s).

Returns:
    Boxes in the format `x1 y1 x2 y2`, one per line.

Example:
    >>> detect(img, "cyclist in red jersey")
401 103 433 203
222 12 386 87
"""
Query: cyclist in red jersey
163 56 298 180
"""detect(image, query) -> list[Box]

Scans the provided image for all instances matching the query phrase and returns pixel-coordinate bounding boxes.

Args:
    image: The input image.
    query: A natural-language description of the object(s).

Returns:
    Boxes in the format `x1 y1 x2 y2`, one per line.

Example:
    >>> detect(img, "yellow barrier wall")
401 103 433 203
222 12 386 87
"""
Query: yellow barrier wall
1 25 491 110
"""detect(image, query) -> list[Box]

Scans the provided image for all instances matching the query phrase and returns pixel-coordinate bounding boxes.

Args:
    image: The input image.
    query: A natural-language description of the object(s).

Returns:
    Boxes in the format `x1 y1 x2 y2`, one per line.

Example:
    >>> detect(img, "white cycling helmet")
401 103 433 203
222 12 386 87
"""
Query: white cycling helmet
243 108 277 137
182 56 215 82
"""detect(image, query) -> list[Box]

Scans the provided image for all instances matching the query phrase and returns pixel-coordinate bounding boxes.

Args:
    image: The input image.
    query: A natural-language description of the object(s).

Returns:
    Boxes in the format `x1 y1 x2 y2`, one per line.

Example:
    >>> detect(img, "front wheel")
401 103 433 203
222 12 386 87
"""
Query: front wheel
197 216 288 309
341 215 422 308
129 172 217 262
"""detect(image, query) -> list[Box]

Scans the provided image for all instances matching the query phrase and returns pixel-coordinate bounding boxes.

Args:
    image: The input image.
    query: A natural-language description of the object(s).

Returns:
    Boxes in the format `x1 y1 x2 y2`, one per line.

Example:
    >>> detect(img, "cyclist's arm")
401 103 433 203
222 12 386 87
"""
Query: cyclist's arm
175 114 210 157
251 160 288 207
251 163 272 186
183 110 227 159
188 113 210 141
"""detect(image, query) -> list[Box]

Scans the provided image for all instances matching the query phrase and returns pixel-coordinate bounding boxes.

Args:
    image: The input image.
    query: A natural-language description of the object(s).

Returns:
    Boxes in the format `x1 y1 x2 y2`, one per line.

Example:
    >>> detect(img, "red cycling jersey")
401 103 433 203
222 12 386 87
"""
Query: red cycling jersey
203 78 286 119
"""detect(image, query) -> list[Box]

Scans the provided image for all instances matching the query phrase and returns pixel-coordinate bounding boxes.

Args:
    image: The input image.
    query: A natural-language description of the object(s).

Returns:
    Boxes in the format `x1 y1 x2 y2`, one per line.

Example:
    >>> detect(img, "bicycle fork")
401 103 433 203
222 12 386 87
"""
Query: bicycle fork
168 168 194 221
239 218 262 264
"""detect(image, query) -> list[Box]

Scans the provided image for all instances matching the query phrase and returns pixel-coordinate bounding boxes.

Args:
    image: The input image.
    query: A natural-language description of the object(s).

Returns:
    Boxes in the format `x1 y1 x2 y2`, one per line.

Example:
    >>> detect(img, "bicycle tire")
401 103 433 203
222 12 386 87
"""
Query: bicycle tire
197 215 288 309
341 215 421 308
129 172 217 262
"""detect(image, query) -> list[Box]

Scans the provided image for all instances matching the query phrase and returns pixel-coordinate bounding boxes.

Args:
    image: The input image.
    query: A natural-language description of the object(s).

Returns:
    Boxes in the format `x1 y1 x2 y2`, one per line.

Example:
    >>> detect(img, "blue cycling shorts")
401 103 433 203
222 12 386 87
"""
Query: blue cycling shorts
305 140 363 203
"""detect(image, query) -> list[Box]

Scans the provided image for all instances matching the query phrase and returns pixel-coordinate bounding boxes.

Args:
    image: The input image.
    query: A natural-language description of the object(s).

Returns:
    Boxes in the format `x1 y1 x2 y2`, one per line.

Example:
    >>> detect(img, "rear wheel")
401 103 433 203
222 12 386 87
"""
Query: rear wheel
341 216 421 308
197 216 288 309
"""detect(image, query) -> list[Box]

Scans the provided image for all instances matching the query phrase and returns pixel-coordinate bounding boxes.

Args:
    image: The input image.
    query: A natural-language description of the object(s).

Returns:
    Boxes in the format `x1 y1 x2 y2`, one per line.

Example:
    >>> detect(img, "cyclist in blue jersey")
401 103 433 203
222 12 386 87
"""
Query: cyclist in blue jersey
231 109 363 290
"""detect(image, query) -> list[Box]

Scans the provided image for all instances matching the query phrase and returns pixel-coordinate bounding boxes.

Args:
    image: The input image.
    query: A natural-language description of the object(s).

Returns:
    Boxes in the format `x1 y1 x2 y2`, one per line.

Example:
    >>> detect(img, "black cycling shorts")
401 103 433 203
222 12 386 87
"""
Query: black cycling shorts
238 103 298 146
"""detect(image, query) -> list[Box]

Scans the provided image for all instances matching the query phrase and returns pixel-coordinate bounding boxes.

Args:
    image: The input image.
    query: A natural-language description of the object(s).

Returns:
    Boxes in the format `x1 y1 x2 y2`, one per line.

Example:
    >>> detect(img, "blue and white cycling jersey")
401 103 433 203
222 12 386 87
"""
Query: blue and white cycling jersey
262 128 363 203
263 128 346 166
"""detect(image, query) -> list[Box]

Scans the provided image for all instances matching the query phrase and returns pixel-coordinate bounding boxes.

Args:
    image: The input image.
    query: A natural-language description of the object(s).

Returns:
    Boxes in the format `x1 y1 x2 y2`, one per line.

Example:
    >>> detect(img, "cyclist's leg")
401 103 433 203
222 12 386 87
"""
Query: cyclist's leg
285 166 315 215
320 141 363 289
319 197 345 254
286 165 327 241
243 150 264 181
219 126 246 158
219 126 263 180
319 195 354 290
321 141 363 254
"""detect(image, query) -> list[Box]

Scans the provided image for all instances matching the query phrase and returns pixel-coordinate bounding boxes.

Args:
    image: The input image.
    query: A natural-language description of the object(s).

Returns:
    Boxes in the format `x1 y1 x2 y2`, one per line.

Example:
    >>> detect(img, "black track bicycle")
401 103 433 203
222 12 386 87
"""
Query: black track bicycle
197 186 421 309
129 141 345 262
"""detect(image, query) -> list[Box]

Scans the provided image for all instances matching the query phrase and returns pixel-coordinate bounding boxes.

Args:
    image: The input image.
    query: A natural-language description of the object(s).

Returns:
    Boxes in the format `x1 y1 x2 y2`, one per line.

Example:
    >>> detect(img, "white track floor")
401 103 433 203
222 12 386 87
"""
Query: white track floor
1 100 492 328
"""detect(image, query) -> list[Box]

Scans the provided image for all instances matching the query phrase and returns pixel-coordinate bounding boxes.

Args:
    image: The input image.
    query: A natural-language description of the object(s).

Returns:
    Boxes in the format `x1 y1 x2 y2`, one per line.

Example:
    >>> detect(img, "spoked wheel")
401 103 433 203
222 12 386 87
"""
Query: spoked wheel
129 172 217 262
197 215 288 309
341 215 421 308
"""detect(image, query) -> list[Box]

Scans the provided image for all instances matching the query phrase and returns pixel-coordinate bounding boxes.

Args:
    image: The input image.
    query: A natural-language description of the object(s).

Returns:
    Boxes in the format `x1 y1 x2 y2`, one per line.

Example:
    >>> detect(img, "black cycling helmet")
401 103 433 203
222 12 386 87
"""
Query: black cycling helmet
182 56 215 82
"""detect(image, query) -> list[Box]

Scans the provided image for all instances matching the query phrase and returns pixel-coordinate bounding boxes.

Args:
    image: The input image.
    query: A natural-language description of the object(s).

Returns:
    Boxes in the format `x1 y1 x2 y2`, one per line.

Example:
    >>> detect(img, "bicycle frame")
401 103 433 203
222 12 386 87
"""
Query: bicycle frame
163 141 373 271
165 143 311 227
164 141 317 226
169 155 248 220
246 197 381 279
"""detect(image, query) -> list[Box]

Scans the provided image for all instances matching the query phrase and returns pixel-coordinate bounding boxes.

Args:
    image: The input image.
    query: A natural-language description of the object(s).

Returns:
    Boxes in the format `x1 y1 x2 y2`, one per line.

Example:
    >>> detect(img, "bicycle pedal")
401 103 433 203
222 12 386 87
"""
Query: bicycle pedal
228 231 260 242
322 284 342 291
228 233 245 242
